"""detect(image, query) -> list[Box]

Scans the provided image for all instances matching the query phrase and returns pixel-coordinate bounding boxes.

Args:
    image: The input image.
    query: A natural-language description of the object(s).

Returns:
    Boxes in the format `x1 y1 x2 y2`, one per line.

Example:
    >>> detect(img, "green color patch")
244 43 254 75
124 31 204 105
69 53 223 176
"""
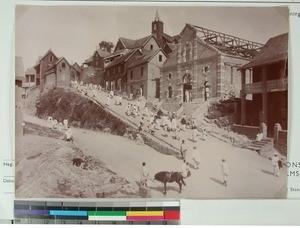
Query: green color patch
88 211 126 216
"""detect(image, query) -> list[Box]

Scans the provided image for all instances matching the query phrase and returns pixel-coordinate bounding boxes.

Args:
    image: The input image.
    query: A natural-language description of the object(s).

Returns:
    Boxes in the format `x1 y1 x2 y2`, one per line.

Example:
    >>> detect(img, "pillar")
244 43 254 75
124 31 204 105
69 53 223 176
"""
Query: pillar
274 123 282 141
261 66 268 124
241 69 246 125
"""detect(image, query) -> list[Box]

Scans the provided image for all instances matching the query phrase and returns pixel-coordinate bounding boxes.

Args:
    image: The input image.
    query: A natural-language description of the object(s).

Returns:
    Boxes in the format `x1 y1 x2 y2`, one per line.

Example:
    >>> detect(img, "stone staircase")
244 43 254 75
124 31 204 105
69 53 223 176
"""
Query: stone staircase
177 99 205 119
246 138 274 154
160 100 181 112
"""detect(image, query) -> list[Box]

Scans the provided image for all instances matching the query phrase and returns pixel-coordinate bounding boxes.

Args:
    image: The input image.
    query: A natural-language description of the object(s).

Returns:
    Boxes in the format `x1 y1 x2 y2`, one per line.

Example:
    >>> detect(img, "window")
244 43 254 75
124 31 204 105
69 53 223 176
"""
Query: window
159 55 162 62
62 62 66 68
168 73 172 80
130 71 133 79
49 55 53 62
186 43 191 62
168 86 173 98
153 24 157 31
150 45 153 50
141 67 144 77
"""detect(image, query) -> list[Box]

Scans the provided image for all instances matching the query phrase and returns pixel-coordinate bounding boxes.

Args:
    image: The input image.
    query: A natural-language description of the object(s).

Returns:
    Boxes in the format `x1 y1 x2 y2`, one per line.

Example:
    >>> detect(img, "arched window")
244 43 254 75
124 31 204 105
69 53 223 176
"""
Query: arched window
168 86 173 98
183 74 192 84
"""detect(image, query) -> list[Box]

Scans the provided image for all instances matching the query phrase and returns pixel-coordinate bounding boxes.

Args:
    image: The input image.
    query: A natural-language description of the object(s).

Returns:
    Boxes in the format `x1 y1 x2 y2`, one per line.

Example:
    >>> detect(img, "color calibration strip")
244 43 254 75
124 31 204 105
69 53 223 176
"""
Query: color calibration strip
14 201 180 222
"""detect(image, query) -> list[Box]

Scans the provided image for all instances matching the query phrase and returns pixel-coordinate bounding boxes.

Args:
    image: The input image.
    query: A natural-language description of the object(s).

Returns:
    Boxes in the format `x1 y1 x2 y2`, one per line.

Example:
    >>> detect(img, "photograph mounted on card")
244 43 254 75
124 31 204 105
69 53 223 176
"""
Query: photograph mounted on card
15 4 289 199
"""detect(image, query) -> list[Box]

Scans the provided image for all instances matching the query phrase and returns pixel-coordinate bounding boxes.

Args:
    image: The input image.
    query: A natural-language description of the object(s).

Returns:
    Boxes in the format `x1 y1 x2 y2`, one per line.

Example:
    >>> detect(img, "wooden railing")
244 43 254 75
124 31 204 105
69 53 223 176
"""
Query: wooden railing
244 81 263 94
244 78 288 94
267 78 288 92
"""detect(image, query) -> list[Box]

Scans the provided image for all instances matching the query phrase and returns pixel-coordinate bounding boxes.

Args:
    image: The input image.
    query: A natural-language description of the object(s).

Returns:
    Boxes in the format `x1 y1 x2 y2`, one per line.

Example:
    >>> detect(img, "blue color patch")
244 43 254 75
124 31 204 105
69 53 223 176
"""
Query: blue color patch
50 210 87 216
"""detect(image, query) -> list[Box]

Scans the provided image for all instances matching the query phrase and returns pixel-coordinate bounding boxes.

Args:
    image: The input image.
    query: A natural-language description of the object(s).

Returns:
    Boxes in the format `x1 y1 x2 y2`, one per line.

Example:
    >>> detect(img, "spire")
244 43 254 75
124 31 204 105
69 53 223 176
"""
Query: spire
154 10 160 21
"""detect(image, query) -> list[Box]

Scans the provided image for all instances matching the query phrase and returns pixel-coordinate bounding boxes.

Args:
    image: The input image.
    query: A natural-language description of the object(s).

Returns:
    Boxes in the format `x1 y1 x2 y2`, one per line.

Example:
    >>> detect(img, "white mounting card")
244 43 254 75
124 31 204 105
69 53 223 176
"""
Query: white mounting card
1 0 300 225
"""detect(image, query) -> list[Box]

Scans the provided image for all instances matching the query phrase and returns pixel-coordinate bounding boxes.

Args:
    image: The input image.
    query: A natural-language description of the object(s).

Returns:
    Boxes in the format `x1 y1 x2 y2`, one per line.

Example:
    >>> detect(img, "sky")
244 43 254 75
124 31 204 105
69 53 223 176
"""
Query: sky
15 4 289 70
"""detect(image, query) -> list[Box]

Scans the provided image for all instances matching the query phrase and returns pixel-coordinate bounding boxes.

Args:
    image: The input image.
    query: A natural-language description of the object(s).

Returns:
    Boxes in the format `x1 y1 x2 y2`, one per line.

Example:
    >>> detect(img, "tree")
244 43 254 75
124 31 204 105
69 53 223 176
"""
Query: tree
99 41 114 53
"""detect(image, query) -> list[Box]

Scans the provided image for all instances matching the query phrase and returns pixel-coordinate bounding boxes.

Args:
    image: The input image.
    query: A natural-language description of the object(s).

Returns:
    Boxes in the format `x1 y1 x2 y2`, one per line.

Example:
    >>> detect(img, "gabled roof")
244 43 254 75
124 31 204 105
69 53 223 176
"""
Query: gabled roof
84 56 93 64
25 66 36 75
55 57 71 67
163 33 174 43
117 35 153 50
34 49 59 68
184 23 263 59
95 49 111 58
241 33 288 69
127 49 164 69
45 57 71 73
105 49 141 69
39 49 58 63
104 49 130 59
15 56 25 78
72 62 82 72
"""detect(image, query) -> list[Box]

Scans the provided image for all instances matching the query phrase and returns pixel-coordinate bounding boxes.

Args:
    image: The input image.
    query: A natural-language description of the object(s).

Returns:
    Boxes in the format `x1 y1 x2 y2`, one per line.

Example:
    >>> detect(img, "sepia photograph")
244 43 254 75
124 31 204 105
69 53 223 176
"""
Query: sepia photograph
15 5 289 199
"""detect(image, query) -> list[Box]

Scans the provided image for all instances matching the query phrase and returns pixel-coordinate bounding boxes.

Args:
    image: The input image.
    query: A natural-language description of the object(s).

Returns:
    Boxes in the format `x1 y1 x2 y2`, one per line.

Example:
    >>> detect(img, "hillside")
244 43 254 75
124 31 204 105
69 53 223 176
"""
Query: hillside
35 87 132 135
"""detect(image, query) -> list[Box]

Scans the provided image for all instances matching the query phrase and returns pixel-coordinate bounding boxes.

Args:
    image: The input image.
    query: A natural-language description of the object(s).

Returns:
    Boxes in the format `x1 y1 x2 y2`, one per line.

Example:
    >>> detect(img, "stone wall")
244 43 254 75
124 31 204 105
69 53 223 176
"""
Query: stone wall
274 129 287 156
232 124 260 139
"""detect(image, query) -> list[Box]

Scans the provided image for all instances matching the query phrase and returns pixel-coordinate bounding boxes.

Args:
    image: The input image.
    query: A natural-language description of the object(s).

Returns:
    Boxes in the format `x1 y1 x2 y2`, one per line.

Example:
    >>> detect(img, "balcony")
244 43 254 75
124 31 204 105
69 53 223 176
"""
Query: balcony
267 78 288 92
243 78 288 94
244 81 263 94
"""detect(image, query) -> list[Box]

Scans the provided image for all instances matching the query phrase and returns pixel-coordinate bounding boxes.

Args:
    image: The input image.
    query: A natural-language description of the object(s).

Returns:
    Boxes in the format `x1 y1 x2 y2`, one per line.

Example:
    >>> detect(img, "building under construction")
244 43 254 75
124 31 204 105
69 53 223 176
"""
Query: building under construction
160 23 263 112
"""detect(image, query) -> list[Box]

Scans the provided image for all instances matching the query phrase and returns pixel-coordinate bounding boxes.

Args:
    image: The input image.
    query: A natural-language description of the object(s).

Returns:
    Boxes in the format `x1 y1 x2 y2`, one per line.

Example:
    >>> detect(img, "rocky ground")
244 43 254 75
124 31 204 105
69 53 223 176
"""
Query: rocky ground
15 124 138 198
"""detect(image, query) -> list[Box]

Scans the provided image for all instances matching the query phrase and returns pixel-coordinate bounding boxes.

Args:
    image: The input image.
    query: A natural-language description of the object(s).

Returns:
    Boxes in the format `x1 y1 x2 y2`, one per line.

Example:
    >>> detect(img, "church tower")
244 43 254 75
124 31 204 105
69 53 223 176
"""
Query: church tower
151 11 164 49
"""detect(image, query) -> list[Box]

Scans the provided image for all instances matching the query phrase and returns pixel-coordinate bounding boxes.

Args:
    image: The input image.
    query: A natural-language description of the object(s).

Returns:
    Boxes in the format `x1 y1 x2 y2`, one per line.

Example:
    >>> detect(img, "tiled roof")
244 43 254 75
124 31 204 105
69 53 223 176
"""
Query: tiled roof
119 35 152 49
72 62 82 72
105 49 130 59
105 49 139 69
162 33 174 43
96 49 111 57
241 33 288 69
84 56 93 63
25 66 36 75
127 49 161 69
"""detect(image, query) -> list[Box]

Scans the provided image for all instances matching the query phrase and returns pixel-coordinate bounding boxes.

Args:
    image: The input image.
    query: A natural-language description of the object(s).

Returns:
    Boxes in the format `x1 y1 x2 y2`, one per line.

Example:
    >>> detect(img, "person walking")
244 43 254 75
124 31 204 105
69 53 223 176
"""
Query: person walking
272 152 280 177
180 140 187 160
192 124 199 142
181 159 191 178
202 128 207 141
221 159 229 187
106 94 110 106
140 162 150 188
191 146 202 169
65 126 73 142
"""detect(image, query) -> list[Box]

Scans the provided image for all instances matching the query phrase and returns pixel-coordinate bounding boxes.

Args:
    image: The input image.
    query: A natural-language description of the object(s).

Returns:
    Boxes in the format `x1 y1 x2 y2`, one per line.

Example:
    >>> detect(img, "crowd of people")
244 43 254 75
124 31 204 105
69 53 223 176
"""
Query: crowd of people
68 80 282 193
47 116 73 142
